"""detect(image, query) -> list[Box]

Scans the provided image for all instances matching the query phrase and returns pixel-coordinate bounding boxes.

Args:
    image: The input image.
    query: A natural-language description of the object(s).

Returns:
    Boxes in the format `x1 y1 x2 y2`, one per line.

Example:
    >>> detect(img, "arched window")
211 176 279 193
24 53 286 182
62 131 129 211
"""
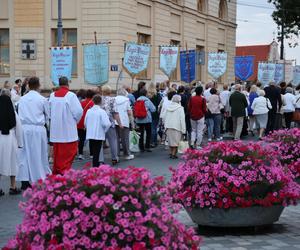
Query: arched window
197 0 206 13
218 0 228 20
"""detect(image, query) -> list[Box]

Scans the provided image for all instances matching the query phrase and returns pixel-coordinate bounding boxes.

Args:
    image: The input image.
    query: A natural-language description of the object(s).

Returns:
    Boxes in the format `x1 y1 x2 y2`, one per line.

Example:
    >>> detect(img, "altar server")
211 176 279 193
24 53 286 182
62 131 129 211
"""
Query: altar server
17 77 51 187
49 77 83 175
85 95 111 167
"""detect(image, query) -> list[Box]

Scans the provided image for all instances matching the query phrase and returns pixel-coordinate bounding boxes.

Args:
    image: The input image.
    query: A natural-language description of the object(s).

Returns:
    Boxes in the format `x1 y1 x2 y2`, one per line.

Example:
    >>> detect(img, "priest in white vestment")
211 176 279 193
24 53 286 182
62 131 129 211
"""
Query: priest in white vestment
17 77 51 188
49 77 83 175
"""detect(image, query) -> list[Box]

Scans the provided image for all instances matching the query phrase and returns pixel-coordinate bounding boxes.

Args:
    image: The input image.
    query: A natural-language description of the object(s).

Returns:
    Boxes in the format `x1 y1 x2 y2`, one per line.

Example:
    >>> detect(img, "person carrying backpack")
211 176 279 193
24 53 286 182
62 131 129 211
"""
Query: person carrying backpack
134 89 156 152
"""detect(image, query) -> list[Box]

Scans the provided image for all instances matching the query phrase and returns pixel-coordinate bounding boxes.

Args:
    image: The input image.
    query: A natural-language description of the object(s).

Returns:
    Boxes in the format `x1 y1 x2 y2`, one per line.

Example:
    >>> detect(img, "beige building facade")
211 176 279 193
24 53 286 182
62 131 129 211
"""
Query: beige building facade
0 0 237 89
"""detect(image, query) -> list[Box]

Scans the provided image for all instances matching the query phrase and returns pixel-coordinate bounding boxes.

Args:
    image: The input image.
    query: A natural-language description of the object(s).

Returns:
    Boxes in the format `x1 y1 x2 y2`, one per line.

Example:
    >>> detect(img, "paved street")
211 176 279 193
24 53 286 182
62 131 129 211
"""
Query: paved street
1 144 300 249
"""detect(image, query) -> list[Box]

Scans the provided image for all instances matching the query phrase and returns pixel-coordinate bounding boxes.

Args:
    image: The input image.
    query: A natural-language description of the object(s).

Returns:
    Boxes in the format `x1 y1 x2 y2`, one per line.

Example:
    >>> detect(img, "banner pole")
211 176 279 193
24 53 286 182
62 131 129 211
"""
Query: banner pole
94 31 97 45
186 42 190 84
131 76 134 89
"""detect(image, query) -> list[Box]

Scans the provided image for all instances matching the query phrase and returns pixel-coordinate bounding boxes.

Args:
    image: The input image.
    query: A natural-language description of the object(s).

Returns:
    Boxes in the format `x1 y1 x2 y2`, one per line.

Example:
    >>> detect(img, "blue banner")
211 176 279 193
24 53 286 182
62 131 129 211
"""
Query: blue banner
274 64 284 84
51 47 73 86
208 52 227 79
180 50 196 83
235 56 254 81
159 46 179 78
83 44 109 86
258 62 276 86
123 43 151 76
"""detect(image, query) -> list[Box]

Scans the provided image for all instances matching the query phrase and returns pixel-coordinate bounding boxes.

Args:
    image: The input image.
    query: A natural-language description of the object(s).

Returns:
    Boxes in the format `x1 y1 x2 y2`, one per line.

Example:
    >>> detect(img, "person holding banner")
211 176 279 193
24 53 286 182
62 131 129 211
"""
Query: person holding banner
264 82 282 134
49 77 83 175
135 89 156 152
282 87 297 129
229 84 248 140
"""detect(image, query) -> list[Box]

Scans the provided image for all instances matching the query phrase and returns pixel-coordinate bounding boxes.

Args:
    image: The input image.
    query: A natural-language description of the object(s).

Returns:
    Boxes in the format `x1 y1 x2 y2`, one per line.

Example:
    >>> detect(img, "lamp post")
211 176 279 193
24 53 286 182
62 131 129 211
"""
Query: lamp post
57 0 63 47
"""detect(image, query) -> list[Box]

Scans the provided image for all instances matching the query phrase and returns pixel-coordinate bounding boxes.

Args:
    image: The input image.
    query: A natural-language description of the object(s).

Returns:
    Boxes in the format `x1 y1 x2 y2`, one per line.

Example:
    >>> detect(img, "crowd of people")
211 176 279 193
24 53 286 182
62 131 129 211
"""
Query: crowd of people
0 76 300 196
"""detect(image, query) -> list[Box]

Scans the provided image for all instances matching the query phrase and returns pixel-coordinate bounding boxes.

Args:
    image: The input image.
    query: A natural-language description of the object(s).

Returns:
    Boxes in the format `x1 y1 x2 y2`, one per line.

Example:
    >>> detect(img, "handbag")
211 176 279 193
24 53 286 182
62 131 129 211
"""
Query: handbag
178 140 189 154
292 109 300 122
129 130 140 153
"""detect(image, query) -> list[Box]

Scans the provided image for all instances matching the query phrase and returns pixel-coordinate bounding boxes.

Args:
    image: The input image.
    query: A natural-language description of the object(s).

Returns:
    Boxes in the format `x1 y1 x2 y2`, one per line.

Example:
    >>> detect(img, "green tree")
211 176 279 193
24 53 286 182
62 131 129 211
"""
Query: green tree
268 0 300 59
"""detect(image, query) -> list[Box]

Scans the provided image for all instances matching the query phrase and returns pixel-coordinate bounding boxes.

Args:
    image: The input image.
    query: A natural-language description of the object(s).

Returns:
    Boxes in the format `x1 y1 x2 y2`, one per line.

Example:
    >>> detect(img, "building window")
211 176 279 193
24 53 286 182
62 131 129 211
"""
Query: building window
0 29 9 75
170 40 181 81
137 33 151 79
219 0 228 20
51 29 77 76
197 0 206 13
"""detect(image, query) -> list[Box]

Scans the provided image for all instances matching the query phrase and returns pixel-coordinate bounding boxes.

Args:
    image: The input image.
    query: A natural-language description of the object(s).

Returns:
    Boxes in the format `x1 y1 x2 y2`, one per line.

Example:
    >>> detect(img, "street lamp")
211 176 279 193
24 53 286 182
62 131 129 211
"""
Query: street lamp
57 0 63 47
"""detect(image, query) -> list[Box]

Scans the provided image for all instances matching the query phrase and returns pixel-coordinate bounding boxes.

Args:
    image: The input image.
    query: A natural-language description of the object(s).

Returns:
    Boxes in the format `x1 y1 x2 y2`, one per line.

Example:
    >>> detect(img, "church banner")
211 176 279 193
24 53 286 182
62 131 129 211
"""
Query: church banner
51 47 73 86
293 65 300 85
159 46 179 78
180 50 196 83
274 64 285 84
235 56 254 81
83 44 109 86
208 52 227 79
123 42 151 76
257 62 276 86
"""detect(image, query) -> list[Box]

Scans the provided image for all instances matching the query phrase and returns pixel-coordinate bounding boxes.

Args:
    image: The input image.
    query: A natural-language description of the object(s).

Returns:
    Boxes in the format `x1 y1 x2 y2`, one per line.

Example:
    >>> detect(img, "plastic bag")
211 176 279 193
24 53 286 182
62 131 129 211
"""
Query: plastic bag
130 130 140 153
178 140 189 154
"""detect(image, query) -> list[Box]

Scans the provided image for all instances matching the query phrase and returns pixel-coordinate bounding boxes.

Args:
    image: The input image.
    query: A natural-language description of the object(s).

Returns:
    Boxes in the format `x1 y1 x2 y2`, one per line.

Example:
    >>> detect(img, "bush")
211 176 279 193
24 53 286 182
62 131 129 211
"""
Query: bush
263 128 300 179
168 141 300 210
5 166 201 250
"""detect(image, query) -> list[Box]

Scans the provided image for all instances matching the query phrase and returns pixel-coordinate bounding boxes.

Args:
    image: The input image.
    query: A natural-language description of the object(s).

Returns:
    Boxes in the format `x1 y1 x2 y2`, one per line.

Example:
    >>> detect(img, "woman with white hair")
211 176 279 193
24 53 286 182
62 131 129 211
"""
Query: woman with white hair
163 95 186 159
251 90 272 139
114 87 135 160
282 87 296 129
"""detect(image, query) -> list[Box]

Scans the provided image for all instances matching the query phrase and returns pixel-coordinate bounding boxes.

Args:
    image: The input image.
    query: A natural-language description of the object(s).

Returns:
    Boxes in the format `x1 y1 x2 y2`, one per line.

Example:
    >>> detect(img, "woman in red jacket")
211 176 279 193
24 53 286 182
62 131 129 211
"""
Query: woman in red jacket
188 86 207 149
77 89 95 160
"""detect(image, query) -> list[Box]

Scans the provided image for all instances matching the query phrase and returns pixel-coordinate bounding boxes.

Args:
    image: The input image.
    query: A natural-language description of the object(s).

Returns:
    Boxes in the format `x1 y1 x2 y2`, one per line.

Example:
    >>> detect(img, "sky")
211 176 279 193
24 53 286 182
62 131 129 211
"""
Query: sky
236 0 300 65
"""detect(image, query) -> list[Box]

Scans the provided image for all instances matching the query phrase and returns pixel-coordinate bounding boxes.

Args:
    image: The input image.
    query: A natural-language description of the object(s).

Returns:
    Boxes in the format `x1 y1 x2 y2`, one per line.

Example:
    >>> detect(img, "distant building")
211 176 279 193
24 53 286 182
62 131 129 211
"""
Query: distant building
236 41 279 82
0 0 237 89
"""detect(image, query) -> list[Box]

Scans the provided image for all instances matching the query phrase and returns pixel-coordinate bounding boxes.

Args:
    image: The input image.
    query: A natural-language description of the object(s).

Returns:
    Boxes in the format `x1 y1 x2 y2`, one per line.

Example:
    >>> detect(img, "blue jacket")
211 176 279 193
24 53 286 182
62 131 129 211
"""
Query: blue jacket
135 96 156 124
248 92 258 115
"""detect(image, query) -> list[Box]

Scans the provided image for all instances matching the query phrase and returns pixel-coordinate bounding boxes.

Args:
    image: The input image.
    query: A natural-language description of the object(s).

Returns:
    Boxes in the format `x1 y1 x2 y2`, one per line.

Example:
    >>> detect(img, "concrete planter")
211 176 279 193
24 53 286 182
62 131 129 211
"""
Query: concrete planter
186 206 284 227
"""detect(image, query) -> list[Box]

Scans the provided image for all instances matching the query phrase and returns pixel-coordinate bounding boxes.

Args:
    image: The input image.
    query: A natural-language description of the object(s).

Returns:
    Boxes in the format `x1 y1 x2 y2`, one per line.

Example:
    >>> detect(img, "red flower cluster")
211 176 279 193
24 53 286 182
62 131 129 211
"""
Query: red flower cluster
168 141 300 210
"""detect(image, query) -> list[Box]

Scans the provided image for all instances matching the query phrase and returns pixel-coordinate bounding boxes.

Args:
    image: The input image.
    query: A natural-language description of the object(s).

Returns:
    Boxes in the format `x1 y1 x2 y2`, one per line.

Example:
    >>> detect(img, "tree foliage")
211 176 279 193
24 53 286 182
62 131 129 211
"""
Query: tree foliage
268 0 300 47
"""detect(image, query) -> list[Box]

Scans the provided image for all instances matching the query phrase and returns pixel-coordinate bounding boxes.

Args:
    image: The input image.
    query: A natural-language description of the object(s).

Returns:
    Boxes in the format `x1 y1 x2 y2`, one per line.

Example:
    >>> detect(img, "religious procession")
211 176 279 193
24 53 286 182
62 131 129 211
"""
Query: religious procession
1 0 300 249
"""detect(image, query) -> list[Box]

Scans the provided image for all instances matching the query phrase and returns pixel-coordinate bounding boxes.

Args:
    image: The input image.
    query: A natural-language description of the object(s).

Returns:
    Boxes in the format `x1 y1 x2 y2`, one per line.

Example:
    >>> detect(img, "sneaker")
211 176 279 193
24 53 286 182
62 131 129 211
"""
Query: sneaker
196 146 202 150
124 154 134 160
208 138 212 142
217 137 223 141
78 154 84 160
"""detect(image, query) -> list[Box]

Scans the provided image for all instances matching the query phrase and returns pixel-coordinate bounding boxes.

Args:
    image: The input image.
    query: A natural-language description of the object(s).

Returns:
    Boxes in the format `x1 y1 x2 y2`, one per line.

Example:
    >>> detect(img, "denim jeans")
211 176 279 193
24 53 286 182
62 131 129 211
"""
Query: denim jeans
207 114 222 139
212 114 222 139
151 118 159 145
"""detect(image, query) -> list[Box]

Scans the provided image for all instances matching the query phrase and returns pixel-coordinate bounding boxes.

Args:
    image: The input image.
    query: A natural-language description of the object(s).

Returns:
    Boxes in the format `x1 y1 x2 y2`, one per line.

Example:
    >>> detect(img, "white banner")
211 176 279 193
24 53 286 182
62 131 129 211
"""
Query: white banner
207 52 227 79
123 42 151 76
159 46 179 78
285 60 294 83
293 65 300 86
274 64 284 84
257 62 276 86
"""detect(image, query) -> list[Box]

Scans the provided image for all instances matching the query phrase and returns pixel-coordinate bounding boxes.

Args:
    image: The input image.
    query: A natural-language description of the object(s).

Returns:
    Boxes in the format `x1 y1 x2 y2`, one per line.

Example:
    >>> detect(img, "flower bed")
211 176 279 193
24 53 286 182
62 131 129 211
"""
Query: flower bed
5 166 201 250
263 128 300 179
168 141 300 210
